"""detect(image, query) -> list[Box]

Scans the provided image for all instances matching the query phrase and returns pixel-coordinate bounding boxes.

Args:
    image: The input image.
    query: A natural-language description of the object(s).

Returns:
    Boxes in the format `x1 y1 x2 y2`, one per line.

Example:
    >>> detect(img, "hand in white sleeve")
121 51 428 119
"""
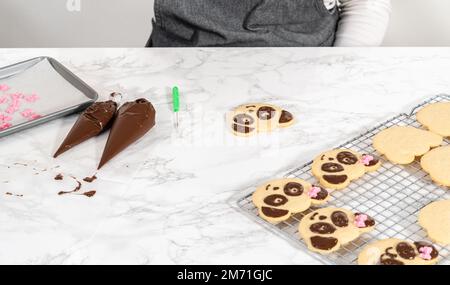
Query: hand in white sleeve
334 0 392 47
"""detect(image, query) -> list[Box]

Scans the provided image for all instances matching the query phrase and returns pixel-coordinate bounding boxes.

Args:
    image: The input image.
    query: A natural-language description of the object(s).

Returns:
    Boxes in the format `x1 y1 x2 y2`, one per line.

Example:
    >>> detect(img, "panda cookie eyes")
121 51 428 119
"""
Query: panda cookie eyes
312 149 381 190
252 178 329 224
228 103 294 137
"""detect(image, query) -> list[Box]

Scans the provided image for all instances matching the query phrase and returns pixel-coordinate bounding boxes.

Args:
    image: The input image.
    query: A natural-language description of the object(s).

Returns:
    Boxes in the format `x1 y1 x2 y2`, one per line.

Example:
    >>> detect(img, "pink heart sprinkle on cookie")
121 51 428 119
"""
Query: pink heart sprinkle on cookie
361 155 374 166
307 186 321 198
419 246 433 260
354 214 368 228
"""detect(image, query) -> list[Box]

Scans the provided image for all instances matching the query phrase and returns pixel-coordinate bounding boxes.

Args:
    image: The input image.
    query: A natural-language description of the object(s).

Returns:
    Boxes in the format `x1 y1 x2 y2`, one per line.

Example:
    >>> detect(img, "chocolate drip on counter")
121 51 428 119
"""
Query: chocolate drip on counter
98 98 156 169
83 175 97 183
83 191 97 198
58 178 82 196
54 173 63 180
54 101 117 158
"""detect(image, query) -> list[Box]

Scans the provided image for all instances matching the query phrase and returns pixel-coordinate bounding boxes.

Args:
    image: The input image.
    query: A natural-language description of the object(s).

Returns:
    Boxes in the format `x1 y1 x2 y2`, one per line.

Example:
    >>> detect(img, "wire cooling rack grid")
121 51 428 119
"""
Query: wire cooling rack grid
232 94 450 265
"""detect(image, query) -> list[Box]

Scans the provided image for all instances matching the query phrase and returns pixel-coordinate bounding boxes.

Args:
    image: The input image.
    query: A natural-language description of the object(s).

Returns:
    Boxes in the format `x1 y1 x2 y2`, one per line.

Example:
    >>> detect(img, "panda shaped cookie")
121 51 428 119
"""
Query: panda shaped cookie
312 149 381 190
299 207 375 254
358 239 439 265
228 103 294 137
252 178 329 223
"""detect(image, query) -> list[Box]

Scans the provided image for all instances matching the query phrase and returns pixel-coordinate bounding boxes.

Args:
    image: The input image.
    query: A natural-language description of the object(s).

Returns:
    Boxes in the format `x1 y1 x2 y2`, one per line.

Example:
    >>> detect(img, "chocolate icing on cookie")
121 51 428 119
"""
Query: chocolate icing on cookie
310 236 338 251
337 151 358 165
263 194 288 206
321 163 344 173
323 175 348 184
310 223 336 234
257 106 276 120
261 207 289 218
283 182 303 196
279 110 293 124
396 242 416 260
331 211 349 227
414 242 439 259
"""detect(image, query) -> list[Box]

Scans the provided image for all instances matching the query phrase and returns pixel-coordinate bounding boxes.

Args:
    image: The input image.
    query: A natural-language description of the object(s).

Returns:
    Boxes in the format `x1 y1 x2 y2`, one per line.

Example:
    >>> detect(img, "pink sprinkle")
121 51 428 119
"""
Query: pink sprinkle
24 94 39 102
419 246 433 260
29 114 42 120
361 155 374 166
10 93 23 100
0 96 7 104
21 109 34 118
354 214 368 228
0 122 12 130
5 105 19 114
0 84 9 92
0 114 12 122
308 186 321 198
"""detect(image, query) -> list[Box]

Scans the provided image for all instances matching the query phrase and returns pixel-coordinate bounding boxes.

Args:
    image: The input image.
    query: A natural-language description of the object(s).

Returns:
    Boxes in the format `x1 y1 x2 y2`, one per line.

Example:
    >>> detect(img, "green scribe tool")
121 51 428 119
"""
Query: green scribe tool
172 86 180 128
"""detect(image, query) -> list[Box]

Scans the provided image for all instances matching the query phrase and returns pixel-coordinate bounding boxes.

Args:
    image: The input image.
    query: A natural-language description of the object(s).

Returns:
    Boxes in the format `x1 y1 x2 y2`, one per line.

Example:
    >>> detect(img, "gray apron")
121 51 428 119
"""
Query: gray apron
147 0 339 47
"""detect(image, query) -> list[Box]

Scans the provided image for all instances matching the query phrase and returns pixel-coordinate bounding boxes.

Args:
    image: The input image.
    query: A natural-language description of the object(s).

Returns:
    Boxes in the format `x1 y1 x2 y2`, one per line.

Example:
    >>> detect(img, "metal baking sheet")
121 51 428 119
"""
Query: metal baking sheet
231 94 450 265
0 56 97 138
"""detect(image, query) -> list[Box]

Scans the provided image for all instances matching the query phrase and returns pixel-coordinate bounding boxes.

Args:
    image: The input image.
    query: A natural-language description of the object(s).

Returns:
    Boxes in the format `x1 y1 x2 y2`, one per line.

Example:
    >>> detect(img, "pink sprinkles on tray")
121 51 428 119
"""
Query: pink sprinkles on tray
0 84 42 131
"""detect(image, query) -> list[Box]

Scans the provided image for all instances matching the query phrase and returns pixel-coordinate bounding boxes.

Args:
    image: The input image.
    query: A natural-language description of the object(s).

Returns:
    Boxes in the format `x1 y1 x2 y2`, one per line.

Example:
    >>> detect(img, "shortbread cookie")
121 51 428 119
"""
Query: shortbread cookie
299 207 375 254
228 103 294 137
417 102 450 137
252 178 329 223
312 149 381 190
358 238 439 265
373 126 442 164
419 200 450 245
421 146 450 186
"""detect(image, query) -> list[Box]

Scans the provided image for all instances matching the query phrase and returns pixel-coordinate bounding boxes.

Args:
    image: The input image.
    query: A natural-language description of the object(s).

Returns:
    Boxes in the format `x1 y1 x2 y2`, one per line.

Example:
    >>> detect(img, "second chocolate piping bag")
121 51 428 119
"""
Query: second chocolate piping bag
97 98 156 169
54 100 118 158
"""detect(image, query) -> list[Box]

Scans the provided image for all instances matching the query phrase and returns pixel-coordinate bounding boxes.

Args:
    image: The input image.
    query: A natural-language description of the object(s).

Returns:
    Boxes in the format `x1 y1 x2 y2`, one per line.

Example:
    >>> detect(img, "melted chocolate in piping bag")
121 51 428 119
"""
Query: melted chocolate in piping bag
98 98 156 169
54 101 117 158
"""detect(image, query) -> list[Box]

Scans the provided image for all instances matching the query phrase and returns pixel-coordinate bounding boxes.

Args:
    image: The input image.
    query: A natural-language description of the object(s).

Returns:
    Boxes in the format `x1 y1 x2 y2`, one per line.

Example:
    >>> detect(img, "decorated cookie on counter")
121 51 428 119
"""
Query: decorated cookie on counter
54 100 118 157
311 149 381 190
373 126 442 164
228 103 294 137
419 200 450 245
299 207 375 254
417 102 450 137
252 178 329 223
98 98 156 169
420 146 450 187
358 238 439 265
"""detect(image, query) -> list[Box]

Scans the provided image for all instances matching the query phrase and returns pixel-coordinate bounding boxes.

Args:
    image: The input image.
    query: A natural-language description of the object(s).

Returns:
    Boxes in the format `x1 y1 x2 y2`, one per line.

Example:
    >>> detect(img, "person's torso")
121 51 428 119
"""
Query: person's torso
148 0 339 47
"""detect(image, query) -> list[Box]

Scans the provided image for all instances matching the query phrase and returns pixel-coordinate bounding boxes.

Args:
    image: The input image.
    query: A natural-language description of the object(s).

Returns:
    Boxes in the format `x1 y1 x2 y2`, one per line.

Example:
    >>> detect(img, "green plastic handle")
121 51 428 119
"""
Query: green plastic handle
172 86 180 113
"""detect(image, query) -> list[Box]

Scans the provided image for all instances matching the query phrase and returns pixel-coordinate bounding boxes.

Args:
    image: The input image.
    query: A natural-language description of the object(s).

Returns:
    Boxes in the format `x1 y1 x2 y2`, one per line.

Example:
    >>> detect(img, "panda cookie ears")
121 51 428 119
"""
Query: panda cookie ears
228 103 294 137
252 178 329 223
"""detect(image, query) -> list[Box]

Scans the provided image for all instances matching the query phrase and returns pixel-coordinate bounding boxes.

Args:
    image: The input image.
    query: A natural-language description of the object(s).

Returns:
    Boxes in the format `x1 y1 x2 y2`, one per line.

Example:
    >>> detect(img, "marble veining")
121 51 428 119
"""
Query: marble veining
1 48 450 264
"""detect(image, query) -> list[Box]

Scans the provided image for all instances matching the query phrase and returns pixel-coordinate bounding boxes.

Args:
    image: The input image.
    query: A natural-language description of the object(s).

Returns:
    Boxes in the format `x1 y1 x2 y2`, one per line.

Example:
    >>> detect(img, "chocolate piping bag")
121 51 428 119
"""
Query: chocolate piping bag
53 94 119 158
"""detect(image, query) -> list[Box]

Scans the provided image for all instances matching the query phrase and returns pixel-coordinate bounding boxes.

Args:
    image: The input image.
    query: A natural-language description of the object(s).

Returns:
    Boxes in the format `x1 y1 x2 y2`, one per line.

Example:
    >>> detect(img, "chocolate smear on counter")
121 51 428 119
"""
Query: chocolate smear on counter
54 100 117 158
83 175 97 183
82 191 96 198
5 192 23 197
58 178 82 196
14 162 27 166
98 98 156 169
54 173 63 180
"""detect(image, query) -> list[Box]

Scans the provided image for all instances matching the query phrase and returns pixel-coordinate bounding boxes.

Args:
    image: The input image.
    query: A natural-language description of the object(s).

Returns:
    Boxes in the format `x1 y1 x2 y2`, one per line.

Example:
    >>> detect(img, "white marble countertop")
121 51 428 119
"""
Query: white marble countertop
1 48 450 265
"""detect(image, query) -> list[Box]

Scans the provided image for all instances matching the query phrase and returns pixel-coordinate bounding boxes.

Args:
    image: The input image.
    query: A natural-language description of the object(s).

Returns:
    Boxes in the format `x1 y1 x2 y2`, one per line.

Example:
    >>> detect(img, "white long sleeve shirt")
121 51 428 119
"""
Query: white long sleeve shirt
332 0 392 46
